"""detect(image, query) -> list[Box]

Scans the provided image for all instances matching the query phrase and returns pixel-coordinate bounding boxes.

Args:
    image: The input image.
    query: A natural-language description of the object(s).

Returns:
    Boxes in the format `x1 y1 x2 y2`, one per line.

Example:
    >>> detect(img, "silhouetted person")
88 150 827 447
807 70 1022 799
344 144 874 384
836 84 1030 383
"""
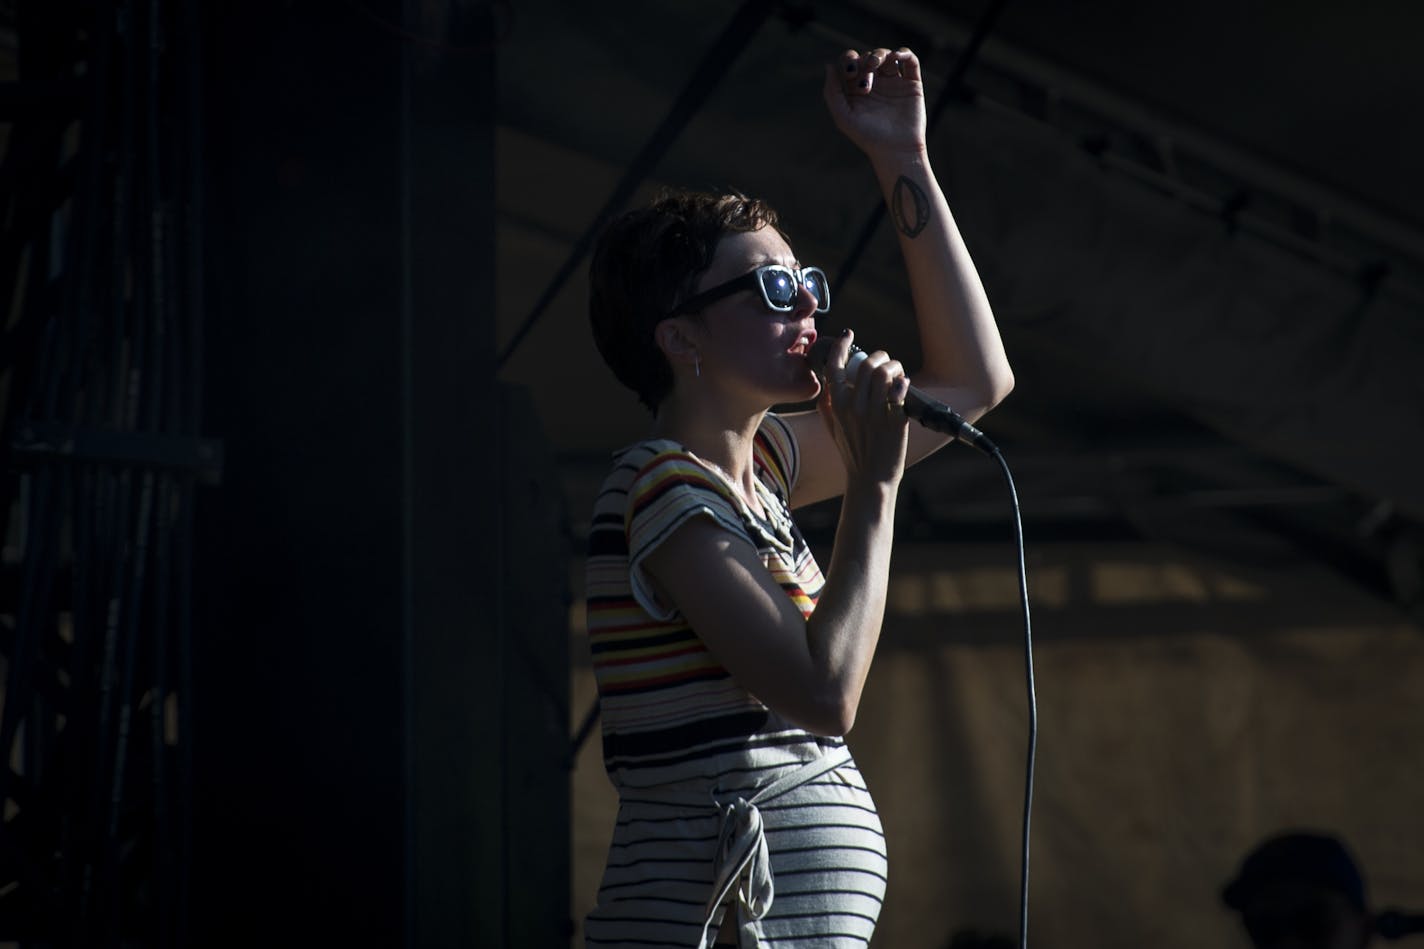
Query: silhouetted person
1222 831 1376 949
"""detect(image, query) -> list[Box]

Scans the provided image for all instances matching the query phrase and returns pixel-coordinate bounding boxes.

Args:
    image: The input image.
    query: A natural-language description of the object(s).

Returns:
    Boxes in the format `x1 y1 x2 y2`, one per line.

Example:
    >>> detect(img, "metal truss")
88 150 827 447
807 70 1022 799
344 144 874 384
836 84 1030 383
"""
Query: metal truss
828 0 1424 307
0 1 213 945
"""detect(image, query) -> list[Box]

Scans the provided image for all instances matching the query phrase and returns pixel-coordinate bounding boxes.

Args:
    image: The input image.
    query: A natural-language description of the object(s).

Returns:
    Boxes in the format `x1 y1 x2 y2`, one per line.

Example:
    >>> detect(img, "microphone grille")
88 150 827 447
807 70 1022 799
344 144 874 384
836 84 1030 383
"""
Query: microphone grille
807 337 864 374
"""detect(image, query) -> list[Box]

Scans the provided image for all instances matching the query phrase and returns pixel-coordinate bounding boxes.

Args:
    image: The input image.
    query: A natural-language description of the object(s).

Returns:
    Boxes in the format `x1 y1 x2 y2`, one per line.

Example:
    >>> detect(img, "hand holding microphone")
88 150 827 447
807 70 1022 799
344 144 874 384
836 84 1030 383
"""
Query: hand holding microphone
808 335 998 456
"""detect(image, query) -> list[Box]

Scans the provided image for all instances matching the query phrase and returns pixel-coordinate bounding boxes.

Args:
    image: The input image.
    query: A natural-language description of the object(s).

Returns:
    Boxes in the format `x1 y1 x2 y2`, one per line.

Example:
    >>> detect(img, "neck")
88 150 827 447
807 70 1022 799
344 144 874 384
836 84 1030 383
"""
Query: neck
652 390 765 501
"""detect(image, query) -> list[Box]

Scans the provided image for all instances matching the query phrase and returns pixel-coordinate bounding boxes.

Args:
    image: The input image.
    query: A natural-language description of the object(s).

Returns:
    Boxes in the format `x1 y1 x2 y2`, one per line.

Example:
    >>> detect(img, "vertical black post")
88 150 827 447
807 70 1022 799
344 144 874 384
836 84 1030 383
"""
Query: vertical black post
194 2 404 942
401 2 501 945
193 1 509 944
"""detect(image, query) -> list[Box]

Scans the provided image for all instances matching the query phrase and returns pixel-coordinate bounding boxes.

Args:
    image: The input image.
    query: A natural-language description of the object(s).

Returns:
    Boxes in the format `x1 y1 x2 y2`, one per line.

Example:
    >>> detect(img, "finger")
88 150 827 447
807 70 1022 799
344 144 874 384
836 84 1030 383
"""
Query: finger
862 48 891 72
851 348 887 382
852 351 891 414
864 362 909 423
885 376 911 424
870 47 901 78
821 329 855 386
831 340 860 410
890 375 911 408
830 367 856 413
832 329 855 380
867 360 907 416
827 50 871 113
870 359 906 399
847 48 876 95
888 47 920 82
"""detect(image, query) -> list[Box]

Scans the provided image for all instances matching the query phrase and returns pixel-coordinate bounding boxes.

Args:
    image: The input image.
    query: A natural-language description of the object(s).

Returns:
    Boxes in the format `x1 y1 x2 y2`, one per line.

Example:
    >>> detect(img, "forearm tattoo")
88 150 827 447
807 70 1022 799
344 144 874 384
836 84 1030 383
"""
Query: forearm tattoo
891 175 930 238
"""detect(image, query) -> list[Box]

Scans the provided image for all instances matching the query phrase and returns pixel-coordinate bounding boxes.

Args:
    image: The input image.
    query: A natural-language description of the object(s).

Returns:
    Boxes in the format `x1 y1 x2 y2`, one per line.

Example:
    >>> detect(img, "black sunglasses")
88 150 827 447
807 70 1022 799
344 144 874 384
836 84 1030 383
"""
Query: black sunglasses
670 264 831 317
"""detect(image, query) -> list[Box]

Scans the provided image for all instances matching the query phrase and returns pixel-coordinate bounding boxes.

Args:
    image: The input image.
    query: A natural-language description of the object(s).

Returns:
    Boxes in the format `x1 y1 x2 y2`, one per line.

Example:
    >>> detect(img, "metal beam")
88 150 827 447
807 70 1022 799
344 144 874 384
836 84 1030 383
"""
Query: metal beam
495 0 779 370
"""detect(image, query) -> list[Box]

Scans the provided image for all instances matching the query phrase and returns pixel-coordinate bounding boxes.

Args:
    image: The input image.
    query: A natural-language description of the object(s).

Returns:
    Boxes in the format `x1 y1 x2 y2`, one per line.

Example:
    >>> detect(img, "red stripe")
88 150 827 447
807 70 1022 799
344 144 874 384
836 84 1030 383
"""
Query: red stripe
593 642 708 669
600 664 727 694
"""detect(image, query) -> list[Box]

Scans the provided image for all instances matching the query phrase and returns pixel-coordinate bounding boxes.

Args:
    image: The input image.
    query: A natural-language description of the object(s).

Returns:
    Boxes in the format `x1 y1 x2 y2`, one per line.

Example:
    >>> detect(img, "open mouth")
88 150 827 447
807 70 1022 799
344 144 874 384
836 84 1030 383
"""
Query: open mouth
786 330 817 356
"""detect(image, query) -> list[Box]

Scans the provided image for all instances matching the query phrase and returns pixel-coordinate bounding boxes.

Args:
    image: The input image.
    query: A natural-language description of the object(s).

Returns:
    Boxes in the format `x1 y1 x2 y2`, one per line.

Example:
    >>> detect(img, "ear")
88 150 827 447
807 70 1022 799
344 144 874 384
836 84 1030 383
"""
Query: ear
653 317 701 370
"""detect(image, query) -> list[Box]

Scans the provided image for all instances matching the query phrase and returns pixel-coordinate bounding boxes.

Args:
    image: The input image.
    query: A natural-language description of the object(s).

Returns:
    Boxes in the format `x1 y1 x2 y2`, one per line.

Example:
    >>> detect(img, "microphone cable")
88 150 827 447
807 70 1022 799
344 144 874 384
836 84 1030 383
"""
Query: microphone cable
926 418 1037 949
916 386 1036 949
946 416 1036 949
811 339 1036 947
990 442 1037 949
939 427 1037 949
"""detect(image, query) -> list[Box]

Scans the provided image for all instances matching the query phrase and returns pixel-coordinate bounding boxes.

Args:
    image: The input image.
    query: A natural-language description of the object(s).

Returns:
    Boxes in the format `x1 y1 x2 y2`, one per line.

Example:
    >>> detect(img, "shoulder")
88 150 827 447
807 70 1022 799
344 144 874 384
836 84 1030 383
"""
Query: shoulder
619 441 752 621
623 440 746 548
626 441 733 513
753 412 800 499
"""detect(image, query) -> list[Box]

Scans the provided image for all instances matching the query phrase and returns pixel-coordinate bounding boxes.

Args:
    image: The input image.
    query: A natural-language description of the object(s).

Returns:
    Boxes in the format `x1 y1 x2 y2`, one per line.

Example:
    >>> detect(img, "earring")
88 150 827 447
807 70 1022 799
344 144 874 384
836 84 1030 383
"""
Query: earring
694 354 701 378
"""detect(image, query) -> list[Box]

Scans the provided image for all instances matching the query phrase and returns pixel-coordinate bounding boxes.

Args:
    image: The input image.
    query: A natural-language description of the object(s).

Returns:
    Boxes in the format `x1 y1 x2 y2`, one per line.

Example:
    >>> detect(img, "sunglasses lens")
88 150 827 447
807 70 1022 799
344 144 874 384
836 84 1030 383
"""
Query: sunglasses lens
802 269 828 309
760 268 797 308
757 267 830 311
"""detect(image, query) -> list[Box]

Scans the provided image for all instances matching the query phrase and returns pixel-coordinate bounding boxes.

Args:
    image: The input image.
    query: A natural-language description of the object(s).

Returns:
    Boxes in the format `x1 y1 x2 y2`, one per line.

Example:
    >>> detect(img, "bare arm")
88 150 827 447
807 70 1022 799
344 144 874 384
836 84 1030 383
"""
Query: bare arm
790 46 1014 509
643 335 910 736
642 481 895 736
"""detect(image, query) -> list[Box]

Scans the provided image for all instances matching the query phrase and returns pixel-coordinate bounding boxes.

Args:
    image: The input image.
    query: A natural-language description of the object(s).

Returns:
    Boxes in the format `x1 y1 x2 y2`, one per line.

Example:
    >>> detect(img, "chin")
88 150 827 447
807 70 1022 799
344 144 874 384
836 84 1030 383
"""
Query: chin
783 368 821 403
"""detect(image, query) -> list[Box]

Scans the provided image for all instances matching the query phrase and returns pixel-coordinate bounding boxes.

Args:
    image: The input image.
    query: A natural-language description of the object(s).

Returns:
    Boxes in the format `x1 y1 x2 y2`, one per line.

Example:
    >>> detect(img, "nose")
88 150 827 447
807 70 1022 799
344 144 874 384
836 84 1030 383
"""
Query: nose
791 281 820 317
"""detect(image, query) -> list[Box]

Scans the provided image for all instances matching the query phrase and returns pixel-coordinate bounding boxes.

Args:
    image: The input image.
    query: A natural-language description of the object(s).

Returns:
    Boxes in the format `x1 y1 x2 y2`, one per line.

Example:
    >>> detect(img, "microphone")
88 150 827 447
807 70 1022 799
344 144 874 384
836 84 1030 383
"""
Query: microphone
808 337 998 456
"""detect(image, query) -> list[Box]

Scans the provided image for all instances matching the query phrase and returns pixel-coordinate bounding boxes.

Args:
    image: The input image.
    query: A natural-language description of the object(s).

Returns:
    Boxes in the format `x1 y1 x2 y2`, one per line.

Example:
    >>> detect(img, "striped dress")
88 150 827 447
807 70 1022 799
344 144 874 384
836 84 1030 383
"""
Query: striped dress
584 413 888 948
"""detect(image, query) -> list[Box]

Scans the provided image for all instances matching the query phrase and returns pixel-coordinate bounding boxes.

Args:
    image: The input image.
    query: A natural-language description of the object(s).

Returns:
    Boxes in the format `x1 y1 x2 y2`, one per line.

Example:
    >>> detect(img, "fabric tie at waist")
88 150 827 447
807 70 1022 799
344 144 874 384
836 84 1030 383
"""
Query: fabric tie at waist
697 746 853 948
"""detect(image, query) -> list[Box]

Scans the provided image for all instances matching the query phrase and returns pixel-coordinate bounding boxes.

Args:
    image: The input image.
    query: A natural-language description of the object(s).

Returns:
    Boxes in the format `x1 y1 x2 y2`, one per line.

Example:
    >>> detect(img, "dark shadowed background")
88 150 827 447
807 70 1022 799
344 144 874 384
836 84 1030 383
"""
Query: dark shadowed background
1 1 1421 946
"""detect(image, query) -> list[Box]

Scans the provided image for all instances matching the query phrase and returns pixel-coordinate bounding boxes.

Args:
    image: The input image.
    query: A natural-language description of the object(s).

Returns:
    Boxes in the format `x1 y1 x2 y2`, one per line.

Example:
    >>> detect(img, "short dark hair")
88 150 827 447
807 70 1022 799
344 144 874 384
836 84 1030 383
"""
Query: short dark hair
588 188 784 412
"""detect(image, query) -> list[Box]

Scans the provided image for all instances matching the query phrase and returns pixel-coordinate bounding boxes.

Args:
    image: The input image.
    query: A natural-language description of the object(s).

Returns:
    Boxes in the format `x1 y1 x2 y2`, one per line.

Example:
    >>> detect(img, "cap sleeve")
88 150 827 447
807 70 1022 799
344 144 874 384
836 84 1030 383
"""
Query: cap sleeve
753 411 800 502
625 449 753 622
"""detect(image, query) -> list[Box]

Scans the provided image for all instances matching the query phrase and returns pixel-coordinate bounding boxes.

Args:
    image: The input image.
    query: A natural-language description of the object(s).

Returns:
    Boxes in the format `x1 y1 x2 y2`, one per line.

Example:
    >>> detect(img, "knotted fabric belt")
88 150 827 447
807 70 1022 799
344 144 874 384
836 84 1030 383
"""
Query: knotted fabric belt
617 746 854 948
620 746 855 947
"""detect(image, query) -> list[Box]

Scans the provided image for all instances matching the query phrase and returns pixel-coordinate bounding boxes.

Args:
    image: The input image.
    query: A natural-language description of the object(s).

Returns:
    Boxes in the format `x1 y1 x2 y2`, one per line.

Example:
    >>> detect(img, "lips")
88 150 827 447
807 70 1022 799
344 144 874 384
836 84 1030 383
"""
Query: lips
786 328 818 356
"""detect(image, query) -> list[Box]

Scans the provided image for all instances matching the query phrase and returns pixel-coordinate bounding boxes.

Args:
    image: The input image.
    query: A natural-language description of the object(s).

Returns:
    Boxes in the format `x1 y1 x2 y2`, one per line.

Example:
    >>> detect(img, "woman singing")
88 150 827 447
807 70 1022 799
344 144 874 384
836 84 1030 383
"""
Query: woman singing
583 46 1013 947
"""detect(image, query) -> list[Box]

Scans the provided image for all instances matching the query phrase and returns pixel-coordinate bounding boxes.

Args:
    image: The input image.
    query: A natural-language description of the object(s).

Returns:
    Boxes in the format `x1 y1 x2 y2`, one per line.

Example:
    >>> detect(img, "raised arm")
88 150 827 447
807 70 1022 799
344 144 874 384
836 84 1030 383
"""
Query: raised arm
789 46 1014 509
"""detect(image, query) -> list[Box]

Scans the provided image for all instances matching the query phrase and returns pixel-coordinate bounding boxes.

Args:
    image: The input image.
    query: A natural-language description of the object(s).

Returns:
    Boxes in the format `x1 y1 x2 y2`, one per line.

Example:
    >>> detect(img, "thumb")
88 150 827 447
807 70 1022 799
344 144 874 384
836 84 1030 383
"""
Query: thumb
816 376 837 432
